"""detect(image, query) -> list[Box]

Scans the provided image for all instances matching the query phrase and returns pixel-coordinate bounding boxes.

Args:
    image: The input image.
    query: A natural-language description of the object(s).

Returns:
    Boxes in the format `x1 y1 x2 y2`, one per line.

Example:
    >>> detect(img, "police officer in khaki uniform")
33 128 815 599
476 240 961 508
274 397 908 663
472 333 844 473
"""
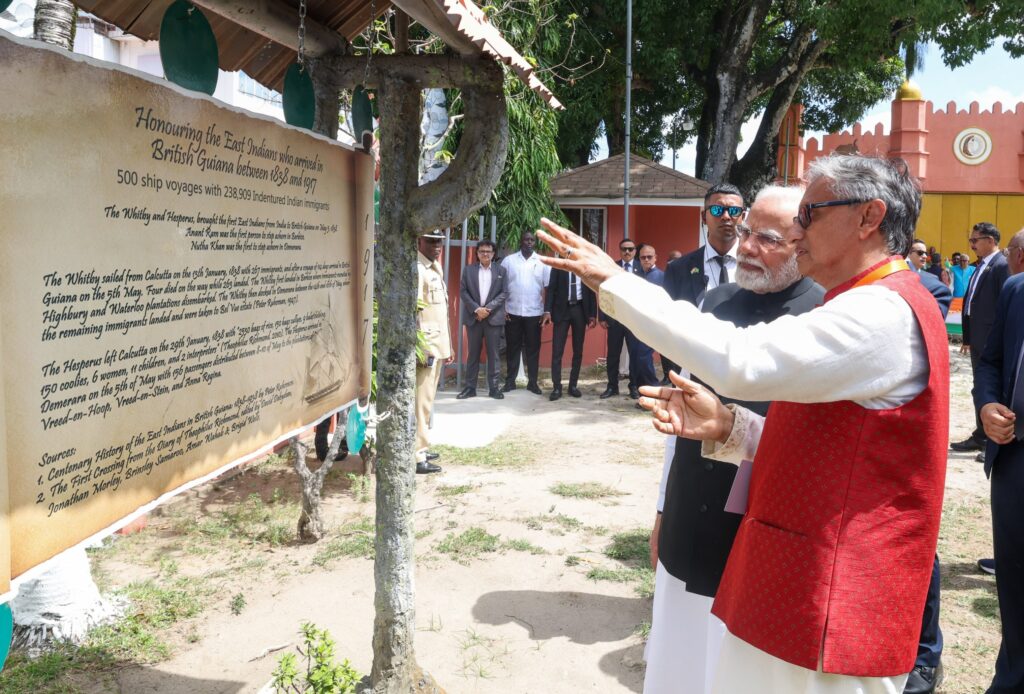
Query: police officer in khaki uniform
415 231 452 474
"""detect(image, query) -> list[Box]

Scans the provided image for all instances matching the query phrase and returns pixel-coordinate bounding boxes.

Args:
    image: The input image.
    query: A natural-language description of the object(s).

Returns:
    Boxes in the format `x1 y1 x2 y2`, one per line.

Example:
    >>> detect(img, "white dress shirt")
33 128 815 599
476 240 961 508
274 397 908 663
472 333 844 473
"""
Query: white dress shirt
478 264 493 305
599 272 928 410
503 251 550 317
965 248 1000 316
702 240 739 296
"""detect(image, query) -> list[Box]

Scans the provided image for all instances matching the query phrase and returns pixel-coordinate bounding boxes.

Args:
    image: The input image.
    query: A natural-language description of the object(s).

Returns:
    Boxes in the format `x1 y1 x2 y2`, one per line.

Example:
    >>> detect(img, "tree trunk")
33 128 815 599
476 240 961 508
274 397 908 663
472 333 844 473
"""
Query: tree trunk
11 547 121 651
370 74 425 694
292 437 336 542
33 0 75 49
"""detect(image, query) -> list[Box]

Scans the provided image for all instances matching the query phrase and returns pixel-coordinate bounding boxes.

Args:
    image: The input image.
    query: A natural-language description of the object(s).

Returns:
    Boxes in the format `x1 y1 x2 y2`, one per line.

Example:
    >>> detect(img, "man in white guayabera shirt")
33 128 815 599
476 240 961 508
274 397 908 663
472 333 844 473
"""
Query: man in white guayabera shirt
537 154 950 694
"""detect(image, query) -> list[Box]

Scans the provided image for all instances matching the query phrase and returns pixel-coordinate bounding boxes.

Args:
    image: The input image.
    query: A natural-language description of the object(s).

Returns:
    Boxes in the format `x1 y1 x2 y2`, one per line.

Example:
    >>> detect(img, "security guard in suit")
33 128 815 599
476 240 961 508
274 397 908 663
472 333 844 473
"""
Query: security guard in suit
415 231 451 474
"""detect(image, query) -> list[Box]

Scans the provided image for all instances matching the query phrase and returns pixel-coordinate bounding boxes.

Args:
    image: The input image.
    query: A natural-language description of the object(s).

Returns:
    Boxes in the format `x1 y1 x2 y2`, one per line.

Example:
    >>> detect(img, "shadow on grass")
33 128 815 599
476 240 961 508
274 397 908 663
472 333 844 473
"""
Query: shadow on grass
942 561 999 593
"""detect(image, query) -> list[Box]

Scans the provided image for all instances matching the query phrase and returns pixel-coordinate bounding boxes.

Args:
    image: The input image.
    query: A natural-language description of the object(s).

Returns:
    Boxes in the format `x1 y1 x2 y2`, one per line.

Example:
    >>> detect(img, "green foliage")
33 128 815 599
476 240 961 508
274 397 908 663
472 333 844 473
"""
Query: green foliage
185 493 298 547
273 623 363 694
436 527 501 562
313 517 375 566
230 592 247 615
548 481 624 499
604 528 649 563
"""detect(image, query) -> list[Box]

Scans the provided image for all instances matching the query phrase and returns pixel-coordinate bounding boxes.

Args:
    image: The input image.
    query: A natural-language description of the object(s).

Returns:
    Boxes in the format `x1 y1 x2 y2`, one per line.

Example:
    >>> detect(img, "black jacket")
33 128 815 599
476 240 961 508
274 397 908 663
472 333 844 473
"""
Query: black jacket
544 268 596 323
658 276 825 597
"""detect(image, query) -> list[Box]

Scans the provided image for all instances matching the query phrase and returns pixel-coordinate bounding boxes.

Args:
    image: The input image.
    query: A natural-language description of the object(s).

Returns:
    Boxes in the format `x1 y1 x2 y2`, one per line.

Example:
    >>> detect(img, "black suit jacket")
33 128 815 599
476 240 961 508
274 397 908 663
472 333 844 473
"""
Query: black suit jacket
459 263 509 326
974 273 1024 476
964 252 1010 351
659 276 825 597
544 268 596 323
917 270 951 319
664 246 708 305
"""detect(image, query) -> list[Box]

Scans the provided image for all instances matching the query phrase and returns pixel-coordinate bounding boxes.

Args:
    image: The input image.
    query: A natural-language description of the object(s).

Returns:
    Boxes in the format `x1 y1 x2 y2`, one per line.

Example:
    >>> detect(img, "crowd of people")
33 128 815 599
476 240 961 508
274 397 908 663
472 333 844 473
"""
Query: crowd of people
404 152 1024 694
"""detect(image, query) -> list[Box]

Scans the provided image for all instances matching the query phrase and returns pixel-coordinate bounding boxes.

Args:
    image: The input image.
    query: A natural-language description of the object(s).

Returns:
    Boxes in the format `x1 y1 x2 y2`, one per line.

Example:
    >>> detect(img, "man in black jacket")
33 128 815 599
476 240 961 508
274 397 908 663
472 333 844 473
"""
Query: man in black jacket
952 222 1010 453
598 238 645 398
644 185 824 694
544 267 596 400
660 183 745 382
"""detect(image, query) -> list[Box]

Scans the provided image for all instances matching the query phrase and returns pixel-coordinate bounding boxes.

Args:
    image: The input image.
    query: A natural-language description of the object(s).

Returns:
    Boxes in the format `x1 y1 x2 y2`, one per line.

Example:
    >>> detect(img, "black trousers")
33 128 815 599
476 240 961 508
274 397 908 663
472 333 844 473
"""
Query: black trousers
989 440 1024 693
505 314 542 387
605 319 638 390
915 555 943 668
551 304 586 388
970 349 990 442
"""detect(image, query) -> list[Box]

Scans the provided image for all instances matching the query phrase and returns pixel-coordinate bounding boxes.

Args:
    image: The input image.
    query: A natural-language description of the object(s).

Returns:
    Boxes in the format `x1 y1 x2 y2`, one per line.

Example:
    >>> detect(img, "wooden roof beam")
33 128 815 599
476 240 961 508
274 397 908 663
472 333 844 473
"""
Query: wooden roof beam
190 0 349 57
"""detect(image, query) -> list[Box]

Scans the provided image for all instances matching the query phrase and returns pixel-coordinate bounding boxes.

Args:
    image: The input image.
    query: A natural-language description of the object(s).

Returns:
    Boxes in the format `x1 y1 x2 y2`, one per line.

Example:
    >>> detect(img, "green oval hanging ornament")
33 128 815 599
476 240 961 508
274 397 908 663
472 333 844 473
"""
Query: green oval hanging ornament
283 63 315 129
0 0 13 15
346 405 368 454
352 86 374 150
159 0 219 95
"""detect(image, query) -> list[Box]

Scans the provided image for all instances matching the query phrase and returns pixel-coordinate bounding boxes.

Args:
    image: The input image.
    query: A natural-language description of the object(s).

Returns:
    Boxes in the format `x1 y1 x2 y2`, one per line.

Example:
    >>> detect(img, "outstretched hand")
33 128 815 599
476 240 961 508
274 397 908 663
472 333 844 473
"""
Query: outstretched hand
536 217 623 291
638 371 735 443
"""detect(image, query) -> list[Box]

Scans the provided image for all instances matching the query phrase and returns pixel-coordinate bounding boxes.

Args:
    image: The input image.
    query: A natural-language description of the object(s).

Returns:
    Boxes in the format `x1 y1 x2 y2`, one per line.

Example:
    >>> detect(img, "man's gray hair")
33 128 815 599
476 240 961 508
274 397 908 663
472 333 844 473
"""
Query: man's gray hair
805 155 922 256
753 184 805 212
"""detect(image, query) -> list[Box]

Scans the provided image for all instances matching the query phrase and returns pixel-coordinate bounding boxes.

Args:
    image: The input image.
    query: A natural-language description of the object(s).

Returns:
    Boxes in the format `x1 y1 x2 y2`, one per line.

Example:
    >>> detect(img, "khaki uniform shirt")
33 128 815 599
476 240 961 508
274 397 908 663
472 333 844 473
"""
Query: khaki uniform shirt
417 251 452 360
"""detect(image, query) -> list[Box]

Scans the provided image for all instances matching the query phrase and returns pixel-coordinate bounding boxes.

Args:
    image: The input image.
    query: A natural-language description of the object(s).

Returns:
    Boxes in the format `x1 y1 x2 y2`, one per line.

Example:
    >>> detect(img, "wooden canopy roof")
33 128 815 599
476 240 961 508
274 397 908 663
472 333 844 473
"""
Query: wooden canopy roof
72 0 561 108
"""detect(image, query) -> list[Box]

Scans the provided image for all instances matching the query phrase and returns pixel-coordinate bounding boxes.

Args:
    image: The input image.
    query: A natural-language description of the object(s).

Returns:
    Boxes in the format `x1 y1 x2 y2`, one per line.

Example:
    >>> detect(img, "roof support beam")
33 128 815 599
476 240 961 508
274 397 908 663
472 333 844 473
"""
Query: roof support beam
308 53 502 90
190 0 348 57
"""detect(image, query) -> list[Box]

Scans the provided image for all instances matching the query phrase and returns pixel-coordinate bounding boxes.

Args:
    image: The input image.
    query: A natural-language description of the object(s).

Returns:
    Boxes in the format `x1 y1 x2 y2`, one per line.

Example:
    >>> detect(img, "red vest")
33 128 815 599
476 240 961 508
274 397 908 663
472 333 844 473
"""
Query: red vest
711 260 949 676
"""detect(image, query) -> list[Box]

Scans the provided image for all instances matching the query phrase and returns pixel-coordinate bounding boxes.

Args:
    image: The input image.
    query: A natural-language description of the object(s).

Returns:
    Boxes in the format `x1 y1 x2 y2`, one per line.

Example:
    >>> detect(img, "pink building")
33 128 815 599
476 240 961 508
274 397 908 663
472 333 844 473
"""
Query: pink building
778 84 1024 257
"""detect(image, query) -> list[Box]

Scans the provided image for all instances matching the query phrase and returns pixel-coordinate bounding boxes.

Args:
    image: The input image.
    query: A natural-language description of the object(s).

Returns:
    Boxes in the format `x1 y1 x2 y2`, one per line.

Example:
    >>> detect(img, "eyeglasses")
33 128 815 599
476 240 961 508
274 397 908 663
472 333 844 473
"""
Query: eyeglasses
476 249 494 254
620 246 636 253
968 236 993 245
639 254 656 260
737 224 786 250
910 249 928 256
794 199 865 229
707 205 745 218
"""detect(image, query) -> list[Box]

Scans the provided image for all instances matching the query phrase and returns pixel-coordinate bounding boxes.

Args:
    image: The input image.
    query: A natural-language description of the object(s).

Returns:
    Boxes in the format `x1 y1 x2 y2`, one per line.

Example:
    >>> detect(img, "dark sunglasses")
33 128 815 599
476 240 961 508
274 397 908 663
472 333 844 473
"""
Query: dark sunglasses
707 205 745 218
620 246 636 252
910 249 927 256
794 199 865 230
639 254 656 260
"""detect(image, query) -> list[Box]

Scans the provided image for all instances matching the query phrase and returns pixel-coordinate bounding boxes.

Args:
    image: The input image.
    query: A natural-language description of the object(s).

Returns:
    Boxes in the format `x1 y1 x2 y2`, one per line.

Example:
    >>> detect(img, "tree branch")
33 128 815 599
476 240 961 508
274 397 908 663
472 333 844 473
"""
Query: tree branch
407 79 509 232
312 53 506 90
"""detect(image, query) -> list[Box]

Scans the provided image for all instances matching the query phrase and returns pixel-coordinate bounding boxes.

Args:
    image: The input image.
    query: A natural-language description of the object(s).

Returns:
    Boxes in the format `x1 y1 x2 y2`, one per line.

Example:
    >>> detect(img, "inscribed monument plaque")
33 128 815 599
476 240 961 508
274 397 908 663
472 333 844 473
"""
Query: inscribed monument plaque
0 33 375 594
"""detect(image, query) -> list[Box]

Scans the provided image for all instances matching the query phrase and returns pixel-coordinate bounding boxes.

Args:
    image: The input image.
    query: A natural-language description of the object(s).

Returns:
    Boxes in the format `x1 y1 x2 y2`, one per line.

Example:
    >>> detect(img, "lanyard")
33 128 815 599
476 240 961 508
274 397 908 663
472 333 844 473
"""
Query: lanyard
851 259 910 289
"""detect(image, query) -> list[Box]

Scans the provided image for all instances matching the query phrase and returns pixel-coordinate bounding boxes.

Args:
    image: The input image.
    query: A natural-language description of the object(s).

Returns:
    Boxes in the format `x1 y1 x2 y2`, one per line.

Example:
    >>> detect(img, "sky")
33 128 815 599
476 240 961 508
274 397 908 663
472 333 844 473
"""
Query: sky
594 43 1024 177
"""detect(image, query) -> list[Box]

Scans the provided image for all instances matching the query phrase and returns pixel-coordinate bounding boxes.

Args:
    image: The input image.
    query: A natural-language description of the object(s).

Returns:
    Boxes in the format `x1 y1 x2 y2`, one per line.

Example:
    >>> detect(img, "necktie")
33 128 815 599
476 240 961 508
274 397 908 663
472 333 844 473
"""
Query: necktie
1012 343 1024 441
715 255 730 285
965 263 983 315
569 272 578 301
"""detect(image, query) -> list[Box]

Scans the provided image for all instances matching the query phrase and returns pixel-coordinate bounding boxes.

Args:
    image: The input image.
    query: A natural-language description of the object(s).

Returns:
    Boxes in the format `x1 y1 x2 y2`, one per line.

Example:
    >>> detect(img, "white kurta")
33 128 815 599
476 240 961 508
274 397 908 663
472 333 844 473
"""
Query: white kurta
600 272 927 693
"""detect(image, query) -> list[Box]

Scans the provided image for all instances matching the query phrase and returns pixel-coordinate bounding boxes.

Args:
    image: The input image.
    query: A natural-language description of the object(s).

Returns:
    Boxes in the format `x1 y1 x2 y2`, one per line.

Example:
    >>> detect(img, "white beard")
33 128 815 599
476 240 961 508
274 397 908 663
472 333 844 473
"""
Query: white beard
735 253 801 293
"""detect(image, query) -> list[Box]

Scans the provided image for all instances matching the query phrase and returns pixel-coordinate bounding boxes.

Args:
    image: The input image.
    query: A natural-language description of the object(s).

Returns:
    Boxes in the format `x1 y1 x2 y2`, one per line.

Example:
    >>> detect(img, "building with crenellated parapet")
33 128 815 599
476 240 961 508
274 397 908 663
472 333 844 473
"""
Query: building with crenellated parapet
777 82 1024 258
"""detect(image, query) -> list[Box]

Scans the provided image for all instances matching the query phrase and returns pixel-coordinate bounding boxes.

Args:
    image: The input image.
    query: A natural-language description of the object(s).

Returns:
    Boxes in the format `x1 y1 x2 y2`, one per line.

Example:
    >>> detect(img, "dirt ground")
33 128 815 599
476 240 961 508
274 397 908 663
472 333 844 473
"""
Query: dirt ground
52 347 1002 693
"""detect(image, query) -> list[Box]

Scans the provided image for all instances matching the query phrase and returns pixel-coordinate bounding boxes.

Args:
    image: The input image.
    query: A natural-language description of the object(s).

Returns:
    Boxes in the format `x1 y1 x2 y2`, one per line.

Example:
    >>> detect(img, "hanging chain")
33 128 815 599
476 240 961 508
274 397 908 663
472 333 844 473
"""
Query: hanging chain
297 0 307 70
361 0 376 86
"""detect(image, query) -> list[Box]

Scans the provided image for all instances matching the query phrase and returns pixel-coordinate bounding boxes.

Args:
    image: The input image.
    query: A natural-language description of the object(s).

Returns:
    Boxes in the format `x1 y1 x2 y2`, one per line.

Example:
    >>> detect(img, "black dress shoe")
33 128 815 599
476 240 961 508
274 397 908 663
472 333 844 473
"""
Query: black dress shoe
599 387 619 399
456 387 477 400
527 383 543 395
488 389 504 399
549 388 562 401
416 461 441 474
502 382 517 392
976 452 986 463
950 437 984 452
903 662 942 694
425 451 440 461
568 387 582 398
629 387 641 400
978 558 996 575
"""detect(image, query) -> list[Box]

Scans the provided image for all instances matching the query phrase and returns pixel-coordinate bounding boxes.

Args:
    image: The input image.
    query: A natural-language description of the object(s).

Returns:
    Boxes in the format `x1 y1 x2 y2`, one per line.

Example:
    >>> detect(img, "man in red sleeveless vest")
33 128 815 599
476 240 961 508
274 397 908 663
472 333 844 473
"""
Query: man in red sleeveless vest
538 154 949 694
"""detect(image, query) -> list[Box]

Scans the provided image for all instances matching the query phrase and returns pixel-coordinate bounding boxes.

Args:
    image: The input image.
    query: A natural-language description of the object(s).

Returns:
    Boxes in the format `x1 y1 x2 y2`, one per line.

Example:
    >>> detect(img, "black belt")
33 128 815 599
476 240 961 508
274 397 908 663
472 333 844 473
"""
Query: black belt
567 300 579 305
